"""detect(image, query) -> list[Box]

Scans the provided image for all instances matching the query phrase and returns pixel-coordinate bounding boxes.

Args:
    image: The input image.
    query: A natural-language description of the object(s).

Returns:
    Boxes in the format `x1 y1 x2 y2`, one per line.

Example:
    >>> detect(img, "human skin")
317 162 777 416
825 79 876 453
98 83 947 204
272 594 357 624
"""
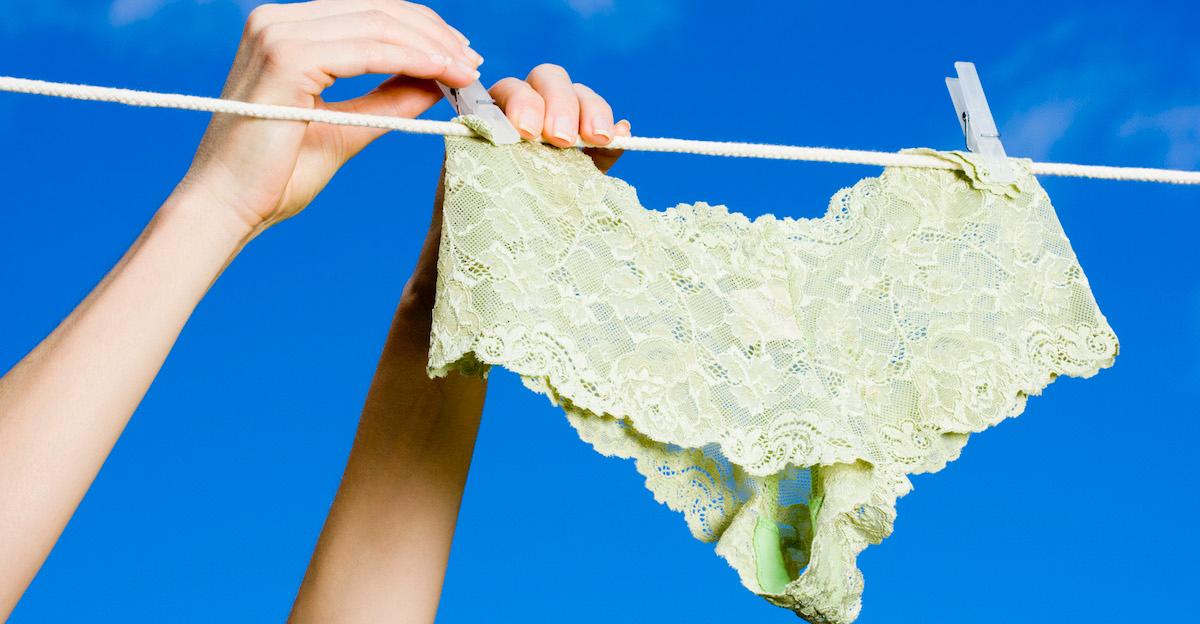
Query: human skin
0 1 628 620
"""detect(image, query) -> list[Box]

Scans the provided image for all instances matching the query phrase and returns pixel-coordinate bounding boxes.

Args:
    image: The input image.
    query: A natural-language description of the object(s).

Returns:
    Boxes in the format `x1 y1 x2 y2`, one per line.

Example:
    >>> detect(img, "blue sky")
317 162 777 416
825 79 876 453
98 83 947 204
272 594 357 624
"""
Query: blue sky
1 1 1197 622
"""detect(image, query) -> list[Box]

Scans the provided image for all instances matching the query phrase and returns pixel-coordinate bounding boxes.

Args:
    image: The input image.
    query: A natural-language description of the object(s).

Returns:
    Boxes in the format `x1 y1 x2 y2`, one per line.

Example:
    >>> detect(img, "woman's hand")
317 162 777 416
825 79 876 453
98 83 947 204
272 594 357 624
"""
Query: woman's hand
181 0 483 236
490 63 632 173
0 4 492 605
289 65 629 623
398 63 631 315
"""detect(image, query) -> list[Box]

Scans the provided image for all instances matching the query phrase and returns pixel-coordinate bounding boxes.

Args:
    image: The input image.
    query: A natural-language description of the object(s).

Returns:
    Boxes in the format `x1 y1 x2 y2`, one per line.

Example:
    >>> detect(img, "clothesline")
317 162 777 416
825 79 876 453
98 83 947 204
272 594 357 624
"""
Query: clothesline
2 75 1198 185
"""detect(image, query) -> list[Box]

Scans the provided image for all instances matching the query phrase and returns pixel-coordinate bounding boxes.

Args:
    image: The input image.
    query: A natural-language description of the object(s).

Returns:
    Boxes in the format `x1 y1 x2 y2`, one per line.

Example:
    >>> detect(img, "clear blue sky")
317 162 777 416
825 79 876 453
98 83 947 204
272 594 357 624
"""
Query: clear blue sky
1 1 1197 621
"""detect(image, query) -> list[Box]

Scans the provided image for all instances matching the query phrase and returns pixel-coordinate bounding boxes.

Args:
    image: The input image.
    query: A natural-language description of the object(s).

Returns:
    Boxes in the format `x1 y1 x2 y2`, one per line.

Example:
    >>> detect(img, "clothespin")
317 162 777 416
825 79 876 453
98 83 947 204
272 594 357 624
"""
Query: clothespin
438 80 520 145
945 61 1015 182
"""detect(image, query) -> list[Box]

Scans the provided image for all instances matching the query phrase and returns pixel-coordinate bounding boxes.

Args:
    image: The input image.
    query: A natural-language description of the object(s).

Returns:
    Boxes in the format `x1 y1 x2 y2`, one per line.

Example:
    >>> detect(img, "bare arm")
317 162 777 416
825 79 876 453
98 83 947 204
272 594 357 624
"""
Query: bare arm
0 1 482 616
0 187 252 617
289 179 487 624
290 65 630 623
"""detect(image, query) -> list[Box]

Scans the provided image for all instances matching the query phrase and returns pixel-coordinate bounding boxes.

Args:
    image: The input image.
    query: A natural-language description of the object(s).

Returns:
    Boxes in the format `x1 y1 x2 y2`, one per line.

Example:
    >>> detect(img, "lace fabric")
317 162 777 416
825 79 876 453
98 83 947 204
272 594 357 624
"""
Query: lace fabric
428 122 1118 623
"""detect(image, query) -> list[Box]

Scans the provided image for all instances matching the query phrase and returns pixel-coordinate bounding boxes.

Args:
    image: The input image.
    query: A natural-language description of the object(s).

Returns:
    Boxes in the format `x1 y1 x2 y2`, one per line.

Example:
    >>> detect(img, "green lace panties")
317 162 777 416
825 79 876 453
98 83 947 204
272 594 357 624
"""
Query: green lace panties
427 124 1118 624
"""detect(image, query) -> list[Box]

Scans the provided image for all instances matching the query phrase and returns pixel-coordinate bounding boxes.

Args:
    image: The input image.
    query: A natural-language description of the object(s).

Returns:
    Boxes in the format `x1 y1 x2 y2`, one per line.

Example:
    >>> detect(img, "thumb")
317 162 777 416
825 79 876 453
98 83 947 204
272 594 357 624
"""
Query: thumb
325 75 444 161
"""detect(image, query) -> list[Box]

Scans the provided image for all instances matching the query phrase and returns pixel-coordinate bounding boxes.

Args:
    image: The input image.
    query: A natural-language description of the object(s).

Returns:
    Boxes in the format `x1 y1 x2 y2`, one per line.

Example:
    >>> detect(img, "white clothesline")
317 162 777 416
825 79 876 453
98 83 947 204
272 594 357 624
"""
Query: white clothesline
2 75 1198 185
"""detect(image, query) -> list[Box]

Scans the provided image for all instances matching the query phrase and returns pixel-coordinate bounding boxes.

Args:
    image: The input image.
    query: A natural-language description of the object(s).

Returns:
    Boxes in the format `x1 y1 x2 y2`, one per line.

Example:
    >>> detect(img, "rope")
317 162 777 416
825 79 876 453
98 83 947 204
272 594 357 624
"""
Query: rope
3 75 1198 185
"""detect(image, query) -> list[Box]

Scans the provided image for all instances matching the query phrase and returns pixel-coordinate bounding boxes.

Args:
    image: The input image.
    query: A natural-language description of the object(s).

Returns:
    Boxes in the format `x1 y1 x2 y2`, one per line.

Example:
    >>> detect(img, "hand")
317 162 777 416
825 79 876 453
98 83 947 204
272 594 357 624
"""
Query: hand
180 0 483 236
490 63 632 174
290 65 632 624
397 66 630 319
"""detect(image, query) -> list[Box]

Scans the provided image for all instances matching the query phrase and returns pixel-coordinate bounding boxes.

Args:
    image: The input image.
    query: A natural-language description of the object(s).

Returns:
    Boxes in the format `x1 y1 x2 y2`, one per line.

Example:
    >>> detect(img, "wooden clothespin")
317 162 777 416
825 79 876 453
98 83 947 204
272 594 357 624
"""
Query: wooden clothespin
945 61 1015 182
438 79 520 145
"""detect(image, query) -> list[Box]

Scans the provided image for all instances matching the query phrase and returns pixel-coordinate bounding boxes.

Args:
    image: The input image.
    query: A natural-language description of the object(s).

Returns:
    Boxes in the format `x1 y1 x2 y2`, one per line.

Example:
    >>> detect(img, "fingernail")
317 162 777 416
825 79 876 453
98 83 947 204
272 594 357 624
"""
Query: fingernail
457 61 480 79
551 128 575 145
544 119 568 144
592 117 613 139
548 117 576 143
518 112 538 138
431 54 452 66
465 47 484 66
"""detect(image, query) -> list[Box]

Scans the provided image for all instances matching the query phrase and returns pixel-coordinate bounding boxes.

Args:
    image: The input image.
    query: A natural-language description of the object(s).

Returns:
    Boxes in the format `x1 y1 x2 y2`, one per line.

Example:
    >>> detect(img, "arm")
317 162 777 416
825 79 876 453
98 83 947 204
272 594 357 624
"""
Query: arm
290 66 630 623
0 186 252 617
0 1 482 617
288 179 485 624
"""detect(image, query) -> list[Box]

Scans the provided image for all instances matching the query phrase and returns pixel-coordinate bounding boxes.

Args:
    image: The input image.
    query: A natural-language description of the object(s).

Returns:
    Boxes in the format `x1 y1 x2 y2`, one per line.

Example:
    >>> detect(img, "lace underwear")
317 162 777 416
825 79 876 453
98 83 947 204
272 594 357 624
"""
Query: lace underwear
427 120 1119 624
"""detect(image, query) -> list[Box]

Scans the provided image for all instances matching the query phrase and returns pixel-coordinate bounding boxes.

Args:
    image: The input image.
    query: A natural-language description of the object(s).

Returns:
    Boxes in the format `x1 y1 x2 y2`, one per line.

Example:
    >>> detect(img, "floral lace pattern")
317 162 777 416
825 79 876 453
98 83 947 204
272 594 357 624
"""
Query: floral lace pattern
428 124 1118 624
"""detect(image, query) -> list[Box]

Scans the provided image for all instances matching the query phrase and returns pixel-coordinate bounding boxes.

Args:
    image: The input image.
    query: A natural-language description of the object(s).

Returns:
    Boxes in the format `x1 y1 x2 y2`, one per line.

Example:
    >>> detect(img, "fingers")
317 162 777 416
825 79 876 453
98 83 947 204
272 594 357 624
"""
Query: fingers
400 2 475 51
339 74 444 119
270 39 477 91
253 1 471 48
526 64 580 147
327 75 443 159
573 83 614 146
493 70 629 172
243 1 482 99
262 11 479 75
413 6 472 48
492 64 623 150
489 78 545 140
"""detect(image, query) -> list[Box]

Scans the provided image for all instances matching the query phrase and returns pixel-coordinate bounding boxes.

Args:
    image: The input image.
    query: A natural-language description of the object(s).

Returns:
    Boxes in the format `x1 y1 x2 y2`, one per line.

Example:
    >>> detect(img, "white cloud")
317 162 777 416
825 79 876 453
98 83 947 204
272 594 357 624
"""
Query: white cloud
1003 100 1080 160
1120 106 1200 170
1 0 257 35
990 8 1198 167
108 0 262 26
534 0 680 53
109 0 171 27
5 1 675 55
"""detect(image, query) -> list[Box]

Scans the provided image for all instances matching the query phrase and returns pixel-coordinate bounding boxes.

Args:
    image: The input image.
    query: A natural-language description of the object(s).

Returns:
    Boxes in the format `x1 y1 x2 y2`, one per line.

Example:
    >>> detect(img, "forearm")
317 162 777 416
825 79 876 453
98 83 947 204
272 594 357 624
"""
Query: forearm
0 187 250 616
290 315 485 624
291 186 487 624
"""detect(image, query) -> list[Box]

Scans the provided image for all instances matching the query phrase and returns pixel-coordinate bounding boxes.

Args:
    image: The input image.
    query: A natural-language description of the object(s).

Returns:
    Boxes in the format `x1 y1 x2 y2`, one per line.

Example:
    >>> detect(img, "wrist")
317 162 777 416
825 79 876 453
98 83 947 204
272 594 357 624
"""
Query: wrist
148 183 261 278
162 176 262 249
